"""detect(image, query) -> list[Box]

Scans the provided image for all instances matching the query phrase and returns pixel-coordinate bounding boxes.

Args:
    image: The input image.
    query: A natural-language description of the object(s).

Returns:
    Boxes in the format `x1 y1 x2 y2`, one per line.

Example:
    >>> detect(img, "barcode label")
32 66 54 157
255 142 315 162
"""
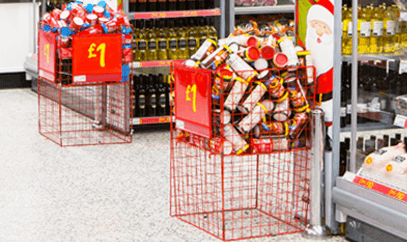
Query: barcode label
74 75 86 82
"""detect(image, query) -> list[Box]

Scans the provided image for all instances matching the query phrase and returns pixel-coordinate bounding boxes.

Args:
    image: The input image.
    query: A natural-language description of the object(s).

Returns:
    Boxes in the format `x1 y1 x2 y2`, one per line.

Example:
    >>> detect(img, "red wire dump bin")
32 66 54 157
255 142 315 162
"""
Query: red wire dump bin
170 63 315 241
37 23 133 146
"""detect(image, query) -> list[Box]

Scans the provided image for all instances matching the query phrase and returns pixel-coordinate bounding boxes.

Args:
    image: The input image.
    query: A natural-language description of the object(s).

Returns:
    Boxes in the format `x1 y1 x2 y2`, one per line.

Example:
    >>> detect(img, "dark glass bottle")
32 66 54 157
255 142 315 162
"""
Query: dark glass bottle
340 62 348 128
168 0 177 10
165 75 171 115
138 0 147 12
157 74 167 116
178 0 186 10
187 0 196 9
197 0 205 9
340 141 347 176
129 0 137 12
345 62 352 125
148 0 157 11
133 75 139 117
383 134 390 147
148 74 158 116
157 0 167 11
138 75 147 117
357 62 367 124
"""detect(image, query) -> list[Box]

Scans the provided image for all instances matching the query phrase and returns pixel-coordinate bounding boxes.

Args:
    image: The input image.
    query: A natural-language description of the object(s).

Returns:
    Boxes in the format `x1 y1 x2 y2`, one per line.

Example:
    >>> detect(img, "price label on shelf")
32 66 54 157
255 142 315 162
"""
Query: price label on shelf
174 64 212 138
353 176 407 203
38 31 57 82
394 114 407 128
72 34 122 83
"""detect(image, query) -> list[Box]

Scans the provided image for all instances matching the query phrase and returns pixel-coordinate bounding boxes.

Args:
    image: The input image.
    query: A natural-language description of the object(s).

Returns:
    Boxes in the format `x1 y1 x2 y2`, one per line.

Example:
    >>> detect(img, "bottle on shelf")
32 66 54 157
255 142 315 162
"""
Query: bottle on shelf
207 18 218 42
369 4 384 53
157 74 167 116
342 5 353 55
340 62 348 128
138 75 147 117
176 19 189 60
148 74 158 116
383 5 397 53
129 0 137 12
157 19 169 60
136 20 147 61
148 0 157 11
187 0 196 10
187 18 199 56
199 18 209 46
138 0 147 12
178 0 186 10
157 0 167 11
147 20 158 61
168 0 176 10
392 4 401 49
165 76 171 115
197 0 205 9
345 62 352 125
167 19 178 60
358 5 371 54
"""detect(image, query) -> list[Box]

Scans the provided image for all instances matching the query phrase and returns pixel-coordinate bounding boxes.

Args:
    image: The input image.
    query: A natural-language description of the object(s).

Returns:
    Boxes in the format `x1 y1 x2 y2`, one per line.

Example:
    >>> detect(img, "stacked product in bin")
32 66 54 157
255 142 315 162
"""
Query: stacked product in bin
173 21 315 155
39 0 133 84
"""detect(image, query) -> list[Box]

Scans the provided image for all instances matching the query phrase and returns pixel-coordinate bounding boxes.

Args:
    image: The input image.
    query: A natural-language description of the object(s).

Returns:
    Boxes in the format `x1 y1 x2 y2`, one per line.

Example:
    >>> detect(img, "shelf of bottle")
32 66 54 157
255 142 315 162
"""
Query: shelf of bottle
342 51 407 62
127 9 221 20
133 116 172 125
340 122 398 133
234 5 294 15
133 59 185 69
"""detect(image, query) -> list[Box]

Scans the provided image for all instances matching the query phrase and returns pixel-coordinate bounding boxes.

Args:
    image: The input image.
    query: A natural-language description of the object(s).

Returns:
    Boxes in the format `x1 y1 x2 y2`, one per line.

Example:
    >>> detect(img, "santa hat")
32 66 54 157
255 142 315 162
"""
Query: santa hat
306 0 334 32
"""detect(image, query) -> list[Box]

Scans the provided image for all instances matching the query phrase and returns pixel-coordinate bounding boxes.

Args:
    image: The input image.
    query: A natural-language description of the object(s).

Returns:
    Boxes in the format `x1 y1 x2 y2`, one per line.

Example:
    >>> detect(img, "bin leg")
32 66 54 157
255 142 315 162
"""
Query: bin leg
303 108 329 239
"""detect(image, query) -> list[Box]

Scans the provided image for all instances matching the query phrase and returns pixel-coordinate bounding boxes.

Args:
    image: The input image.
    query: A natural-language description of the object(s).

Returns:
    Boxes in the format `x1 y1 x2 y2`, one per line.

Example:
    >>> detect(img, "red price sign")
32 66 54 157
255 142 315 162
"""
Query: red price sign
174 64 212 138
38 31 57 82
72 34 122 83
353 176 407 203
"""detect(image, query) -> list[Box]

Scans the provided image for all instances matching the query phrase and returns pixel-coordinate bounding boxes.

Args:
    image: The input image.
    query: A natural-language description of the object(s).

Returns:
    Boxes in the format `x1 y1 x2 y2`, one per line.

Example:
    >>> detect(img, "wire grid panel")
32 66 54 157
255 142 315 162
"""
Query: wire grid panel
38 79 132 146
170 135 310 241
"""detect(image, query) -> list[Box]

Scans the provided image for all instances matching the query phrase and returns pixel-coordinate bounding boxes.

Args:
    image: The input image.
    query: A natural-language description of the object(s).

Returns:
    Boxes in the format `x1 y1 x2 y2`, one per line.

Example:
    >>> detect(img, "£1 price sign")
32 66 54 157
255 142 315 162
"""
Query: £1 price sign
72 34 122 83
38 31 57 82
174 64 212 138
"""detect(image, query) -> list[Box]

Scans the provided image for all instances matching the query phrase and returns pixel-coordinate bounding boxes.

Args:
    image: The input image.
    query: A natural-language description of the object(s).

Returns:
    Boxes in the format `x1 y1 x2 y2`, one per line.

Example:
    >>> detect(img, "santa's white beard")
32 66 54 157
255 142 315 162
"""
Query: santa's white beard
305 26 334 77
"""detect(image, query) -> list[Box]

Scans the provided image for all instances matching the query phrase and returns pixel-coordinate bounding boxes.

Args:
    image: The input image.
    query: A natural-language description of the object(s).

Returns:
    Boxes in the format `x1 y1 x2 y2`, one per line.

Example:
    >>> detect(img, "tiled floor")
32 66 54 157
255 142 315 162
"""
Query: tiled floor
0 88 349 242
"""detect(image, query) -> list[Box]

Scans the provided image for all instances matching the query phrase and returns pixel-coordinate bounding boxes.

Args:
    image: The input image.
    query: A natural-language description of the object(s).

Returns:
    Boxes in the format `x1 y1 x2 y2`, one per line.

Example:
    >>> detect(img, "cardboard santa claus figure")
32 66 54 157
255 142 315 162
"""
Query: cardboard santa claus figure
305 0 334 144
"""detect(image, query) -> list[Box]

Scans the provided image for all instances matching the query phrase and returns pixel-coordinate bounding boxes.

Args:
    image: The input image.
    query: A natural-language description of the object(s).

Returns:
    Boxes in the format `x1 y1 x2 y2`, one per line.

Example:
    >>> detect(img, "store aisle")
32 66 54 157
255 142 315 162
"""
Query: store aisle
0 88 348 242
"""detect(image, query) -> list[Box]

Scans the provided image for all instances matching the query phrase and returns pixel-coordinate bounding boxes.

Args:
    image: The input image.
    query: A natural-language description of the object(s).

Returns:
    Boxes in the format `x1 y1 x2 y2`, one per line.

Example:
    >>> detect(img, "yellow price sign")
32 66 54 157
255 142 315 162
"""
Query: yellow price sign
88 43 106 68
44 44 50 63
186 84 197 112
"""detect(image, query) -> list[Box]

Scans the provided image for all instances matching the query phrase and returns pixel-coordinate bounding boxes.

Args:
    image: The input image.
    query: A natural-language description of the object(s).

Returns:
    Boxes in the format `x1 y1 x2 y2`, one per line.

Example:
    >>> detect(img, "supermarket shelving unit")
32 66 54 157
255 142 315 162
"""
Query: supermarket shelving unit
122 0 224 126
226 1 295 35
330 0 407 239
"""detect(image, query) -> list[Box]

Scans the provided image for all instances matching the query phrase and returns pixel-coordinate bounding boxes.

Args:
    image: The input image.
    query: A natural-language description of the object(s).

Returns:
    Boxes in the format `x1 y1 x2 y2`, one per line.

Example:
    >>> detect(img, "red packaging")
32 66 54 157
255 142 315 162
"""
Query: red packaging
122 15 131 27
78 24 103 35
59 35 70 48
98 17 109 25
250 137 289 153
93 6 105 18
51 9 62 20
69 17 84 31
289 90 309 112
42 13 52 24
60 47 73 59
60 10 73 24
49 16 59 30
75 9 87 21
288 112 309 139
261 121 289 137
56 20 67 29
86 14 98 26
122 47 132 63
105 20 118 33
122 34 132 45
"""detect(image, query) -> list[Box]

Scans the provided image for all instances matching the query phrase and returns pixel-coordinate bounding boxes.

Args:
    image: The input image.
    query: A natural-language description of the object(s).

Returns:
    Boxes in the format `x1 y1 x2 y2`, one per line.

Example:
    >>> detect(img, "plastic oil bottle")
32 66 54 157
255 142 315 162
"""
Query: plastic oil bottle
402 10 407 46
187 18 199 56
167 19 178 60
199 17 208 47
176 19 189 59
342 6 353 55
383 5 397 52
392 4 401 49
207 17 218 42
370 5 384 53
137 20 147 61
157 19 168 60
358 5 371 53
146 20 158 61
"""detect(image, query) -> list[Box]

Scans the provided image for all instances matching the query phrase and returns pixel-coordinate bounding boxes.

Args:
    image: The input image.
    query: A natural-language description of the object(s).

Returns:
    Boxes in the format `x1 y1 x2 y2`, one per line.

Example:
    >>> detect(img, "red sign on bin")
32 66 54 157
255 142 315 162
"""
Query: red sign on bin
38 31 57 82
72 34 122 83
174 64 212 138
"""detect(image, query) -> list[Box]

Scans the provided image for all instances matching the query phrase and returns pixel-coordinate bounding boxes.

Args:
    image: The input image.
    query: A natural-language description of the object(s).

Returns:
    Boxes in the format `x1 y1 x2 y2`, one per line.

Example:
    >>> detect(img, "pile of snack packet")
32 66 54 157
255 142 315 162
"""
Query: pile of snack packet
174 20 315 155
39 0 132 83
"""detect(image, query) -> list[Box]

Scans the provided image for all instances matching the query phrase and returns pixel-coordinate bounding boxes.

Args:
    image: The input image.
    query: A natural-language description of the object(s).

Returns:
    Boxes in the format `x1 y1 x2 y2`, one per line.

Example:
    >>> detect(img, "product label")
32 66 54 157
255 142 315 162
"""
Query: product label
340 107 347 117
188 38 197 49
357 103 368 113
150 94 157 108
375 149 387 155
178 39 187 49
159 94 166 108
372 21 384 36
360 22 371 37
169 39 177 49
148 40 157 50
158 39 167 50
386 20 396 35
139 94 146 108
347 104 352 114
348 22 353 36
138 40 147 51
